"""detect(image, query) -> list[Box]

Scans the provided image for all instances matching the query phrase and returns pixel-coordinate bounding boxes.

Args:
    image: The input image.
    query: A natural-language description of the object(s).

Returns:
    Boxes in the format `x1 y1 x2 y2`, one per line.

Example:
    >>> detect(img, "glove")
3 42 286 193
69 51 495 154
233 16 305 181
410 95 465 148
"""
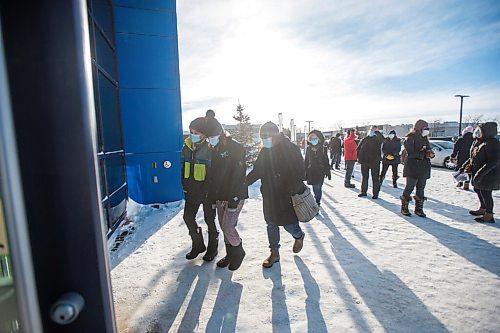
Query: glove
386 154 395 160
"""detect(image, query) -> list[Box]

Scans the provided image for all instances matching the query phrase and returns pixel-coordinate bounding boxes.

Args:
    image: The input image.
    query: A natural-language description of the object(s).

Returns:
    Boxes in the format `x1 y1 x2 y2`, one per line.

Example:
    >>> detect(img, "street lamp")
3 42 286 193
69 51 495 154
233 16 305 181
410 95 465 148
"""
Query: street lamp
305 120 313 133
454 94 470 136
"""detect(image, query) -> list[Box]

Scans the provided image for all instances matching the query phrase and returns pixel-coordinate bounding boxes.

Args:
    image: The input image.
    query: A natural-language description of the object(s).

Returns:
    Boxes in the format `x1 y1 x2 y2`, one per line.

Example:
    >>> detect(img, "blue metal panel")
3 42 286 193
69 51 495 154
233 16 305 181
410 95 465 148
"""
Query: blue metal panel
114 0 183 204
113 0 175 11
125 152 183 204
120 88 182 153
115 6 175 36
116 34 179 89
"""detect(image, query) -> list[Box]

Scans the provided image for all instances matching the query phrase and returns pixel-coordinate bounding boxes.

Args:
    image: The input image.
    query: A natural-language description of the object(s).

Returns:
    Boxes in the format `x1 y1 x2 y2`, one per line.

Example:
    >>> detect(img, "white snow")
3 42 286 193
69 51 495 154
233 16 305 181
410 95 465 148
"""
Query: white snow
110 164 500 333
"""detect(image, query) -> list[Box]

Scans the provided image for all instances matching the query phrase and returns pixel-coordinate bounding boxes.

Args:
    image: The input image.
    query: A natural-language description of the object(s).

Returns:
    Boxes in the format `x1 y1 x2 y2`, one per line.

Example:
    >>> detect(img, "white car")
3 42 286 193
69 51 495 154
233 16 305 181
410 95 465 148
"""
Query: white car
430 140 456 169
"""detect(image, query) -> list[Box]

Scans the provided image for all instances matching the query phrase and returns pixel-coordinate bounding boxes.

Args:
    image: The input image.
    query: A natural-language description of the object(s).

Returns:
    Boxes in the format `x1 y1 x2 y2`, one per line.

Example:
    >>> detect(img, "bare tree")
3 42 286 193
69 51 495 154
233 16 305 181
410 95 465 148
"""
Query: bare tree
464 114 484 127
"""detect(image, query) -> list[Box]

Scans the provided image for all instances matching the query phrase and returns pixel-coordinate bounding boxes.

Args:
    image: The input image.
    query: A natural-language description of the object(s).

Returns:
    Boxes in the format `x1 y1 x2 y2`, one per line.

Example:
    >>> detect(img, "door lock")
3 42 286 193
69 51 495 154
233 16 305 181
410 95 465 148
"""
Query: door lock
50 292 85 325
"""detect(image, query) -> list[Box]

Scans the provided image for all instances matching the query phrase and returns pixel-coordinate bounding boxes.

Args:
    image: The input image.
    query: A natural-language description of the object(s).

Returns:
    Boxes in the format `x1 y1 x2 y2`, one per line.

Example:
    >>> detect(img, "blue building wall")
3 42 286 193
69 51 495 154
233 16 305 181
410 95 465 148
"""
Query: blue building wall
114 0 183 204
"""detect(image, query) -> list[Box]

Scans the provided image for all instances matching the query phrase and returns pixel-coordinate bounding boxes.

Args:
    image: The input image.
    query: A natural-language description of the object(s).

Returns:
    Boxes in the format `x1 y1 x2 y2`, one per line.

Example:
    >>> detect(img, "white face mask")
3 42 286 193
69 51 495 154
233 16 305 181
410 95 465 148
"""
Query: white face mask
389 134 395 139
421 129 430 137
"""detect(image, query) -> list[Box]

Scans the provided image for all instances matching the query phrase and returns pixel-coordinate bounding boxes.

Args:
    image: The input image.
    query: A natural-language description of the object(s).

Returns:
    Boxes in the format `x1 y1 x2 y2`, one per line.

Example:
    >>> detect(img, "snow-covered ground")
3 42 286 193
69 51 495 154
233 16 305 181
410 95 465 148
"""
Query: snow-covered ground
110 164 500 333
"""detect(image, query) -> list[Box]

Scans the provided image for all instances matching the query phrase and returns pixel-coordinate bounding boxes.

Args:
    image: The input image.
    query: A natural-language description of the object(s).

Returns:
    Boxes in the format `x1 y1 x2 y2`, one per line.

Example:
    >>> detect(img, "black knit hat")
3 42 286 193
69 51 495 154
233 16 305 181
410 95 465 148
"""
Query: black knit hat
205 117 223 136
260 121 279 138
189 117 207 133
206 109 216 118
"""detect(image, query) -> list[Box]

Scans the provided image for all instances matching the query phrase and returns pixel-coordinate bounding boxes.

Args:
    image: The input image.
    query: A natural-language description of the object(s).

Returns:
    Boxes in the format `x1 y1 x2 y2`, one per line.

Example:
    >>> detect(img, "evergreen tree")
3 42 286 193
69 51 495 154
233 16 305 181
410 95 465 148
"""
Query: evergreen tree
229 103 259 167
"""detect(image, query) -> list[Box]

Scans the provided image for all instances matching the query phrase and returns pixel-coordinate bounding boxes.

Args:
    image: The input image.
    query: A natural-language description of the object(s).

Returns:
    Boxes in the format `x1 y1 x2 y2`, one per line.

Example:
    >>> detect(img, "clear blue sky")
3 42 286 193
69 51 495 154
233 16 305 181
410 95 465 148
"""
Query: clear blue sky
177 0 500 130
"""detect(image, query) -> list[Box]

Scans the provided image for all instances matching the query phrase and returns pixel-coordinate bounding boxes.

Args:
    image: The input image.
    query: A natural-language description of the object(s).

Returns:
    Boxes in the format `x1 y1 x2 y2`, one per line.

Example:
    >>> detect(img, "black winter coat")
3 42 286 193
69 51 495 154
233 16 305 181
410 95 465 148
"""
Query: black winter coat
207 137 249 206
329 137 342 154
452 132 474 170
403 132 431 179
247 135 305 226
357 135 382 165
181 139 211 204
381 137 401 165
468 123 500 191
305 146 331 185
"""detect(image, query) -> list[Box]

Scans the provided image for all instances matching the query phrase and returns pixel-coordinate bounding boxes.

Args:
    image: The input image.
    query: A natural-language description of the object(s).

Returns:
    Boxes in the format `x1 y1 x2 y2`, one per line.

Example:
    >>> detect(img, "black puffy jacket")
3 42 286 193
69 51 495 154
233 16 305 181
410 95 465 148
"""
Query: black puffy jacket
469 122 499 191
403 131 432 179
382 137 402 165
357 135 382 165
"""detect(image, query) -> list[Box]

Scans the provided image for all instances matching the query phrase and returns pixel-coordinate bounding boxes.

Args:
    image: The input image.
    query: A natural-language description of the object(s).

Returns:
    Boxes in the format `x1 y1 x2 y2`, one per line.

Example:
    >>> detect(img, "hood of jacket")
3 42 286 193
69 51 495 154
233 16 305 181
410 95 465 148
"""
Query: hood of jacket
345 132 357 142
308 130 325 145
480 122 498 139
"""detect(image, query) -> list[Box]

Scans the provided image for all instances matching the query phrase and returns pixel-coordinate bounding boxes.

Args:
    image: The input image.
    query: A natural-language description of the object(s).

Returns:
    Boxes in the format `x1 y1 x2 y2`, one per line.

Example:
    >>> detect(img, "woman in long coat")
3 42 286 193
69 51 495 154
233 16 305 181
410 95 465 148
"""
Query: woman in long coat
462 122 499 223
304 130 331 205
247 122 306 268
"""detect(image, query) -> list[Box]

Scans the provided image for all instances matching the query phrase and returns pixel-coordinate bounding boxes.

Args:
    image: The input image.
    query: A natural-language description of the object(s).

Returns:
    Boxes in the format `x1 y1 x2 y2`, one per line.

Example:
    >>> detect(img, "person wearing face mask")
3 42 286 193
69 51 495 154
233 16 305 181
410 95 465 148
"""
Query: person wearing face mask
380 130 402 188
247 121 306 268
204 115 248 270
450 126 474 190
400 119 435 217
180 117 218 261
460 122 499 223
356 125 383 199
304 130 331 206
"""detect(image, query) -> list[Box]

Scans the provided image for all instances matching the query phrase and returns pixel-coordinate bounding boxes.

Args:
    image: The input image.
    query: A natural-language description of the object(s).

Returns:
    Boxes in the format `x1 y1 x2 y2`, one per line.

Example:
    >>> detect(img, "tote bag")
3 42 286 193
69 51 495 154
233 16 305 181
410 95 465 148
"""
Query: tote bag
291 186 319 222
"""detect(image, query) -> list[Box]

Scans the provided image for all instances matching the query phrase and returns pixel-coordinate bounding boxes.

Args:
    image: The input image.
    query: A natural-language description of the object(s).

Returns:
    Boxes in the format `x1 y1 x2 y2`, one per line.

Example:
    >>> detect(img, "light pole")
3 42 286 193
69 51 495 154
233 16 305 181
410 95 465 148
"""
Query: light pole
455 94 470 136
305 120 313 133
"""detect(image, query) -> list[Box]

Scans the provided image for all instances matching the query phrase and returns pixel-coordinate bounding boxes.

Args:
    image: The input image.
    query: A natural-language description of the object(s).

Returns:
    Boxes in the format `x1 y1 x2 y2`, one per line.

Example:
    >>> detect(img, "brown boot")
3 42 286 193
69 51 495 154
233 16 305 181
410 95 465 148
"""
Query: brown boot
400 196 411 216
262 248 280 268
469 208 486 216
293 233 305 253
463 182 470 190
475 212 495 223
414 195 426 217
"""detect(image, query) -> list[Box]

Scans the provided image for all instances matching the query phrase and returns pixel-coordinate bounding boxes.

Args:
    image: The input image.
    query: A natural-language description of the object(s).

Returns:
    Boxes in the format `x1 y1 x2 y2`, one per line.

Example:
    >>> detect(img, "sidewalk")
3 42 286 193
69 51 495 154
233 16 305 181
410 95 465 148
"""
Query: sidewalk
111 165 500 333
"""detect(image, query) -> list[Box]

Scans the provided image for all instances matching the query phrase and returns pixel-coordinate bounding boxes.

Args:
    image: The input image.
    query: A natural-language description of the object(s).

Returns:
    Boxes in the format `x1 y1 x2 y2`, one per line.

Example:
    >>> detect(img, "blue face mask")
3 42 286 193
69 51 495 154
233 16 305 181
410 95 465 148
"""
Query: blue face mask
208 135 220 146
473 129 481 138
368 131 376 137
310 138 319 146
190 133 202 143
389 134 395 139
262 137 273 149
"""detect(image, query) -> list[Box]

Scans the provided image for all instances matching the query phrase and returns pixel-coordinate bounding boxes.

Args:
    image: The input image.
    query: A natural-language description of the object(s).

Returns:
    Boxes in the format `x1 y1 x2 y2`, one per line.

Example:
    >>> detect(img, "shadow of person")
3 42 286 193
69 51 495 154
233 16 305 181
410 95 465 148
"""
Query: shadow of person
294 256 328 332
131 261 212 333
262 263 292 333
325 220 448 332
206 269 243 333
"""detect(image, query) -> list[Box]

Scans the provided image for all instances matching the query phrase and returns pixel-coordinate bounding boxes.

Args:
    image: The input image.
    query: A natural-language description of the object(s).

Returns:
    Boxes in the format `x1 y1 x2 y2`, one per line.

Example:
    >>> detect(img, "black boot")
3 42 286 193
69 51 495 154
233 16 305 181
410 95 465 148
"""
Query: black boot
414 195 426 217
186 227 206 260
203 231 219 262
228 242 246 271
392 178 398 188
216 243 231 268
400 195 411 216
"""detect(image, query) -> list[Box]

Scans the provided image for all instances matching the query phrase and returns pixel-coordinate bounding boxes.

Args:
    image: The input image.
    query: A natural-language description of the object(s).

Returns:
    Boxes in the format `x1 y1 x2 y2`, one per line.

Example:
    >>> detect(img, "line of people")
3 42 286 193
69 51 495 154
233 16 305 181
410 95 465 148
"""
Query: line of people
181 112 499 272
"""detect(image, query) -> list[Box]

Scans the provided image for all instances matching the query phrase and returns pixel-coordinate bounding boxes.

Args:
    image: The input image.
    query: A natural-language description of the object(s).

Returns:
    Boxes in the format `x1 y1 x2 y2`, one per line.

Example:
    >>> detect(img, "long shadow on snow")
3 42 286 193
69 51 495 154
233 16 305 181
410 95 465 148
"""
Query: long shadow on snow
370 198 500 277
294 256 328 333
130 261 212 333
318 216 448 332
262 264 292 333
206 269 243 333
303 222 372 332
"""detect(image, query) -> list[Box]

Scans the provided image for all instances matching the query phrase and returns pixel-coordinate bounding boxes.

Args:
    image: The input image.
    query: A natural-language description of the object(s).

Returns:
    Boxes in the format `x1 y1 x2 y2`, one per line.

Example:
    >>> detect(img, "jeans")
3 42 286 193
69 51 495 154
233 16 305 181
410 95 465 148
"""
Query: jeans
345 160 356 185
361 163 381 195
266 222 303 249
330 152 341 168
183 200 217 235
216 200 244 246
312 183 323 204
474 188 494 213
402 176 427 199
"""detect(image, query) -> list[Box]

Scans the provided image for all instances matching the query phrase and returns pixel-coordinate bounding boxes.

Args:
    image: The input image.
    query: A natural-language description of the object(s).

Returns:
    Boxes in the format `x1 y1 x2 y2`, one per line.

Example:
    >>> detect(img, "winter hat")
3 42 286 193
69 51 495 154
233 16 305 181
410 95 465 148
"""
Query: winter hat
204 117 224 137
389 130 396 135
189 117 207 133
479 122 498 139
206 109 216 118
462 125 474 136
413 119 429 131
260 121 279 138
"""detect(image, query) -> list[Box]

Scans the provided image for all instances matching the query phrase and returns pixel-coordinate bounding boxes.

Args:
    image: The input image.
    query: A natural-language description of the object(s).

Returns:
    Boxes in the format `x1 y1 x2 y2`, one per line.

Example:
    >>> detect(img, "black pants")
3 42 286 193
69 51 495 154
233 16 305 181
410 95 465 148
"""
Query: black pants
345 160 356 185
380 163 398 181
183 200 217 235
330 151 341 168
474 188 494 213
361 162 380 195
403 176 427 199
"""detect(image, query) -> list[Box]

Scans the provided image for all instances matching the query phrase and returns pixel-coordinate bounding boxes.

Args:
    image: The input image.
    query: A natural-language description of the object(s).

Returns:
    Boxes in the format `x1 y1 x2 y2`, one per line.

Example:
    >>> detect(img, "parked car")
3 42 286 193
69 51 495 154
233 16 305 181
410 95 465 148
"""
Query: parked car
430 140 456 169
